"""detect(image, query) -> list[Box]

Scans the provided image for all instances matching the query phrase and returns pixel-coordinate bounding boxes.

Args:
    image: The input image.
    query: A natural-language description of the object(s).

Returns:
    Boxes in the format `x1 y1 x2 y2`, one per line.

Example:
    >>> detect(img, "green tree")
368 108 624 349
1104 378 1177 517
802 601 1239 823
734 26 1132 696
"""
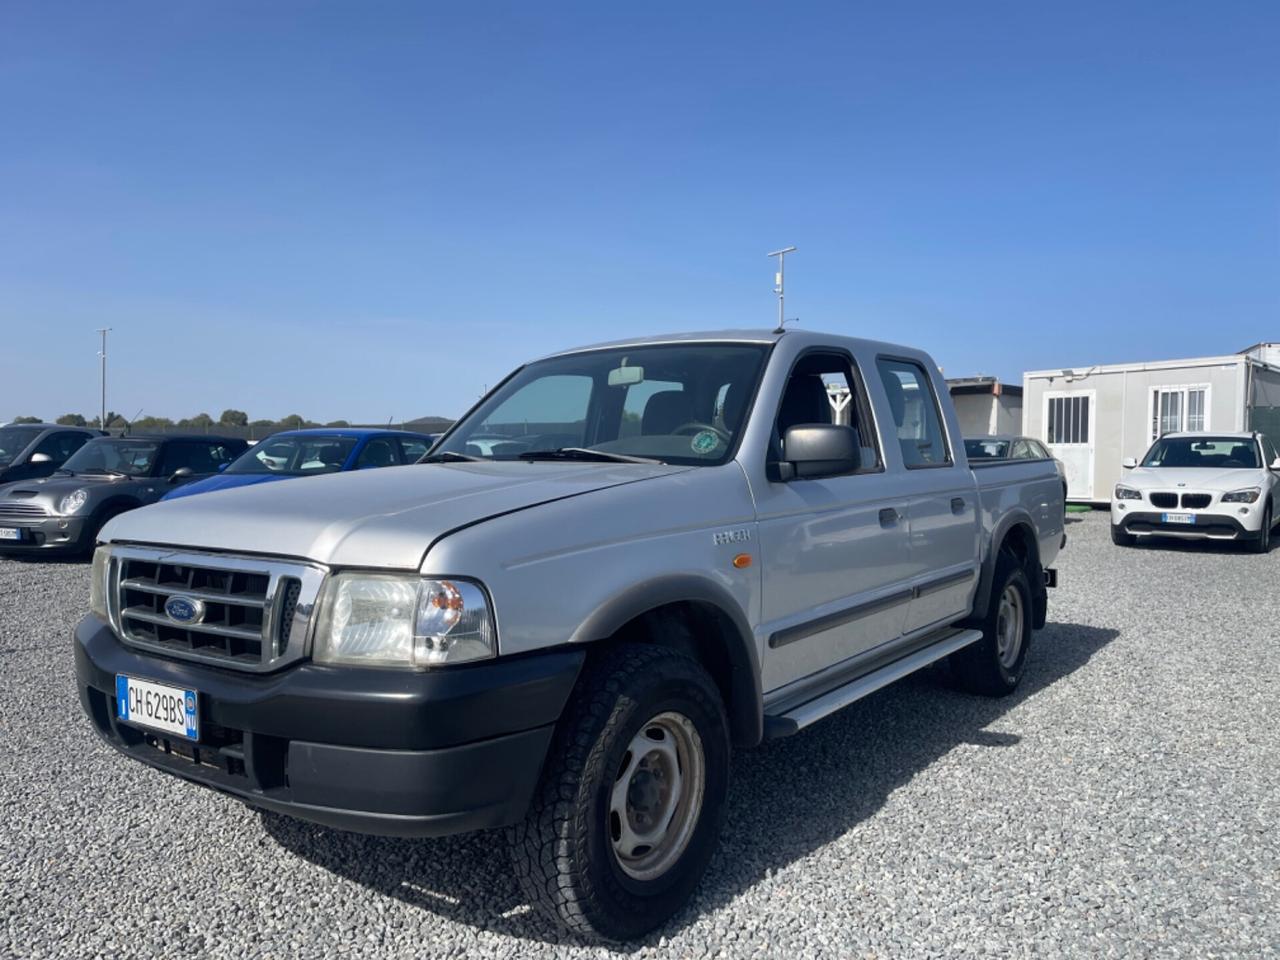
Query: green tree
250 419 276 427
178 412 215 429
56 413 88 426
218 409 249 427
133 416 175 429
11 415 42 424
324 420 351 427
279 414 306 430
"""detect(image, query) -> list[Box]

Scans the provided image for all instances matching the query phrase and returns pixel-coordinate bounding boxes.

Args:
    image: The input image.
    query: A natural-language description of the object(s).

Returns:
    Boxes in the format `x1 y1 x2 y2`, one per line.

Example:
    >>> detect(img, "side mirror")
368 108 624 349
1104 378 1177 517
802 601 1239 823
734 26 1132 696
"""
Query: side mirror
771 424 861 481
29 452 52 464
217 463 229 472
1122 457 1137 469
168 467 193 483
1271 457 1280 471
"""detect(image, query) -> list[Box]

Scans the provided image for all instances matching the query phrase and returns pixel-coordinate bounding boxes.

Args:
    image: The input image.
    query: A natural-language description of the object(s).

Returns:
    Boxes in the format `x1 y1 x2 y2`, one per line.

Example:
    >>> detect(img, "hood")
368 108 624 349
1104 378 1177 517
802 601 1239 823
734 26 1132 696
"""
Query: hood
162 472 287 501
0 472 146 505
102 460 692 569
1124 466 1265 492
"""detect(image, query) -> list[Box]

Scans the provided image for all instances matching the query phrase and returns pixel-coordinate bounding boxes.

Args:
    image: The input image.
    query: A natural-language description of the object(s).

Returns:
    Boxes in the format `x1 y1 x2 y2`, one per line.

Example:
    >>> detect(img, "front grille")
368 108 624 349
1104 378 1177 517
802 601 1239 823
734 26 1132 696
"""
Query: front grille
109 546 326 672
1149 492 1178 509
1181 493 1212 509
0 502 48 521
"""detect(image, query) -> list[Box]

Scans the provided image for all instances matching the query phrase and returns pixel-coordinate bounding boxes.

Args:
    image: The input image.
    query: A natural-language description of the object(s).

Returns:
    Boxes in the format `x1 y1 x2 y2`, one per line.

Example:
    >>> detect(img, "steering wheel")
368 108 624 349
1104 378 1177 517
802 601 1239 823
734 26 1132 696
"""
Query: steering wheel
672 422 730 444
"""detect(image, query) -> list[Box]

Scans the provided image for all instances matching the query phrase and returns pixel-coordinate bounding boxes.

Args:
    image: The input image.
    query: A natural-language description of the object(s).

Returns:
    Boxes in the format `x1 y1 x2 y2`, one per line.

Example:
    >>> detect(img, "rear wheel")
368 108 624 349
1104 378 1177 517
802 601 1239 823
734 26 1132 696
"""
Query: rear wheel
1250 503 1272 554
951 550 1032 696
508 644 730 941
1111 523 1135 547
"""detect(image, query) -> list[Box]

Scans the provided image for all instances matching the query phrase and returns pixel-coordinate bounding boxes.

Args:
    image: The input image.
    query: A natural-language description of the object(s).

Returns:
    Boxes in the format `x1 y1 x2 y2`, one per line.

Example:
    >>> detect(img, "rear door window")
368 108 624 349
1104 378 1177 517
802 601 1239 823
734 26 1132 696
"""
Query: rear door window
874 358 951 468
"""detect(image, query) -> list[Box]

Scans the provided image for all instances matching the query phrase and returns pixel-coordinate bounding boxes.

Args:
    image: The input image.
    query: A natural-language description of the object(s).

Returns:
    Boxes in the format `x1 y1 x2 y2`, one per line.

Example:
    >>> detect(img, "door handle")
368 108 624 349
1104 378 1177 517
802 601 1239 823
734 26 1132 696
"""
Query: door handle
879 507 900 527
951 497 966 515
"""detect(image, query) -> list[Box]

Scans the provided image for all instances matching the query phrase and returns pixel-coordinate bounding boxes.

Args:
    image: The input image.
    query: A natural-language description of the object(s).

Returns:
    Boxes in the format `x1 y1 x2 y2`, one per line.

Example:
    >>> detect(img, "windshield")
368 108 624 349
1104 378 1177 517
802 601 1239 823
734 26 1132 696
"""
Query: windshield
1141 436 1260 469
62 439 160 476
227 435 359 475
0 427 42 466
964 438 1010 459
433 343 770 466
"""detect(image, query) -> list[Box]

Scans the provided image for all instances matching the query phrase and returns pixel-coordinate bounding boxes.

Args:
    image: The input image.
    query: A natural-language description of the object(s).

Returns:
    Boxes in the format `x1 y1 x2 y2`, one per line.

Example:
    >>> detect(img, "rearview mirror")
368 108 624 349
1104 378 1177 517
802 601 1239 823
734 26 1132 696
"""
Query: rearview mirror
771 424 861 481
168 467 193 483
28 452 52 464
607 365 644 387
1122 457 1137 469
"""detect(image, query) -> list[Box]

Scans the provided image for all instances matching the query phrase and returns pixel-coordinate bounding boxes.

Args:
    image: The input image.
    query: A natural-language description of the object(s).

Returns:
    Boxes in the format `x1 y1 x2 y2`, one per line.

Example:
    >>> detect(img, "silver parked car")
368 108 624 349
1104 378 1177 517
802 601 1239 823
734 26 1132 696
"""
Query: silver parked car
75 329 1064 940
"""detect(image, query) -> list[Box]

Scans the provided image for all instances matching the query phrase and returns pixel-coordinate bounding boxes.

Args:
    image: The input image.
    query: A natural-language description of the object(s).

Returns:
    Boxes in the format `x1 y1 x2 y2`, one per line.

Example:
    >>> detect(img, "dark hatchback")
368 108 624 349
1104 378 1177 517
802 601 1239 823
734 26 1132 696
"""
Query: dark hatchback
0 423 102 485
0 434 247 556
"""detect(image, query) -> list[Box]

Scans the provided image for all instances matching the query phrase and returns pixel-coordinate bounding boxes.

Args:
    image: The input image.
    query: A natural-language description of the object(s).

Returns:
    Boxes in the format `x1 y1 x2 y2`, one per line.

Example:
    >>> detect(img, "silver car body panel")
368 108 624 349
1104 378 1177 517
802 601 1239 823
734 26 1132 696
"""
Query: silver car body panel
100 329 1063 701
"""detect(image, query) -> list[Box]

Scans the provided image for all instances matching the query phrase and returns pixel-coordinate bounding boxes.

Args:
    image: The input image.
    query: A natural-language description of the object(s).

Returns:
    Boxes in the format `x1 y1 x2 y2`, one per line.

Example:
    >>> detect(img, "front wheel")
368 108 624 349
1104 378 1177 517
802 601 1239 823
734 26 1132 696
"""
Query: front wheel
951 551 1032 696
1250 504 1272 554
508 644 730 941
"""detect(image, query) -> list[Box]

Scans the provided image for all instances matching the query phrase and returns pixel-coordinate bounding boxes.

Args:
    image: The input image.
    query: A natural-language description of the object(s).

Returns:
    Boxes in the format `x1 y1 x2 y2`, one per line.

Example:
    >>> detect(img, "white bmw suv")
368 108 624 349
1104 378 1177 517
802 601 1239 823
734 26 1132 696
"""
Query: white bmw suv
1111 431 1280 552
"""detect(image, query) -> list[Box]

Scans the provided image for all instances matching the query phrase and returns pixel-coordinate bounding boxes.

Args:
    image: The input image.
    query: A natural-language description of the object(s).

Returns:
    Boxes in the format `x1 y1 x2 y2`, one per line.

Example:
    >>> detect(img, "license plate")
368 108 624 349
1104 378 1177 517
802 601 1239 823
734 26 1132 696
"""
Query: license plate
0 527 22 541
1162 512 1196 525
116 675 199 740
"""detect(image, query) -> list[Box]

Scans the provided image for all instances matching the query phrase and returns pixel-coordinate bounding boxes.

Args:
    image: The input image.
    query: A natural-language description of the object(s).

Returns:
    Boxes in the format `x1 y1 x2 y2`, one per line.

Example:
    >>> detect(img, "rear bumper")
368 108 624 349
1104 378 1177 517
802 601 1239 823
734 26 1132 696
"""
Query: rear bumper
74 615 584 836
1115 511 1259 541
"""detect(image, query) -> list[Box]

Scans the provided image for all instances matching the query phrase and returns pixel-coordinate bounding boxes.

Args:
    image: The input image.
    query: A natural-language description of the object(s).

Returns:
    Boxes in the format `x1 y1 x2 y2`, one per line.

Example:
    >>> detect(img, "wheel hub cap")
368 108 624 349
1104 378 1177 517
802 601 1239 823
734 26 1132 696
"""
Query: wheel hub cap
609 711 706 882
995 584 1023 669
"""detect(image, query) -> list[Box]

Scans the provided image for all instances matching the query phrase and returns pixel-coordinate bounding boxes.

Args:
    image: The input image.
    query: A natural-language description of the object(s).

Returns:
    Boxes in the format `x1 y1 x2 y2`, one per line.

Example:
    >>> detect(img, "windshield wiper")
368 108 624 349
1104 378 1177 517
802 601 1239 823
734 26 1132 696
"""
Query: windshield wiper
420 450 482 463
81 469 127 478
516 447 662 465
54 468 77 476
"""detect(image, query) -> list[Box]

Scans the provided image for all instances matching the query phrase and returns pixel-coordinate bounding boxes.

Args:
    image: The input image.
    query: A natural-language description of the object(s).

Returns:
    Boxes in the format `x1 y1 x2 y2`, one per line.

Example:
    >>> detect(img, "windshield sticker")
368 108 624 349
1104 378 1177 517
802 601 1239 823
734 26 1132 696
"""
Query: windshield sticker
691 430 721 455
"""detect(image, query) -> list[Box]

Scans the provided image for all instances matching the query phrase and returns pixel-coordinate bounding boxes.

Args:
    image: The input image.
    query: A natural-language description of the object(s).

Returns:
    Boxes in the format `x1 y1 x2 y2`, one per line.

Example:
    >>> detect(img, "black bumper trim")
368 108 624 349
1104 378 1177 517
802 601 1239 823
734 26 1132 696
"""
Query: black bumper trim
1118 511 1258 540
74 615 584 837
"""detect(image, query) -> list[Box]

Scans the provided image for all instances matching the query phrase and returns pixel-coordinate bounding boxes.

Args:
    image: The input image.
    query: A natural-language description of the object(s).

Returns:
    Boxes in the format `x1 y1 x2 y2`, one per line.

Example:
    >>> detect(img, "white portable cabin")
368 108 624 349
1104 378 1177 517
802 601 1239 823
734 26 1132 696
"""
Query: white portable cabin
946 377 1023 437
1022 346 1280 503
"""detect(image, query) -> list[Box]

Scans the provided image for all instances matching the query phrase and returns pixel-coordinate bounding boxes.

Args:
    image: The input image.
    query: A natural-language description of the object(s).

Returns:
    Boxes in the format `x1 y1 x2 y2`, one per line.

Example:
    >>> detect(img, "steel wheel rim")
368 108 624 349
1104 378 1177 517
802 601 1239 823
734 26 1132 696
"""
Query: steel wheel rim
609 711 706 882
995 584 1023 669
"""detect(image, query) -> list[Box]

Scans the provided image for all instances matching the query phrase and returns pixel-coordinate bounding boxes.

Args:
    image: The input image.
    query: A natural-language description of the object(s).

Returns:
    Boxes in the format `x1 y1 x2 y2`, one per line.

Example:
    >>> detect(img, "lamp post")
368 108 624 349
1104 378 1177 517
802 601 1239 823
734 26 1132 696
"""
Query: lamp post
767 247 796 333
96 328 111 428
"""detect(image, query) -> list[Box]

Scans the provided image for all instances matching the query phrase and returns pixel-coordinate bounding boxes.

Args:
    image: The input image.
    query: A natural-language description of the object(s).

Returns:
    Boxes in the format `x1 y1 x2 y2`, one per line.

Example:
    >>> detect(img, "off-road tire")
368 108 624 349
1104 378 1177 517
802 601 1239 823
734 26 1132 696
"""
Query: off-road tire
951 550 1033 696
507 643 730 941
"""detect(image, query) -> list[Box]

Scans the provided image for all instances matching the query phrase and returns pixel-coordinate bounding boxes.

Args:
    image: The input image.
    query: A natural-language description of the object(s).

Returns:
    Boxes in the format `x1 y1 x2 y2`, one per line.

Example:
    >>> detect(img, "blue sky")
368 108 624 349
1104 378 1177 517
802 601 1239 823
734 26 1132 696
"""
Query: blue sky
2 2 1277 422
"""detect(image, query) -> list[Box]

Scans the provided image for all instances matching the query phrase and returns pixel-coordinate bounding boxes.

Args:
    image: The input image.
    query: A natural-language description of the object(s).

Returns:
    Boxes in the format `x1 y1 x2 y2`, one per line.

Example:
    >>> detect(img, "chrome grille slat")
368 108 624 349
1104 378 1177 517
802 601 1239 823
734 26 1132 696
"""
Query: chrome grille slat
0 503 49 520
120 579 268 608
109 545 327 673
122 606 264 641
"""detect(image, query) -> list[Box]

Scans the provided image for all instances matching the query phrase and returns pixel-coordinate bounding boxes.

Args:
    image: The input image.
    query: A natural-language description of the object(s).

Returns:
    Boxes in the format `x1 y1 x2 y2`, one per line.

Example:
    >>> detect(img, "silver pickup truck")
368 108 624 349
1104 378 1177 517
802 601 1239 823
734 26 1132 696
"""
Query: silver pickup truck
74 329 1063 940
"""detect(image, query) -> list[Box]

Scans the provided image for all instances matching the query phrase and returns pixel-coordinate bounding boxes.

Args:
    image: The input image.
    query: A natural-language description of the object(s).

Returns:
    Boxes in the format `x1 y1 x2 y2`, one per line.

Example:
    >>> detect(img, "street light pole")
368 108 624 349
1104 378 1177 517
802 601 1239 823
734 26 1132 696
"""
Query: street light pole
96 327 111 428
767 246 796 333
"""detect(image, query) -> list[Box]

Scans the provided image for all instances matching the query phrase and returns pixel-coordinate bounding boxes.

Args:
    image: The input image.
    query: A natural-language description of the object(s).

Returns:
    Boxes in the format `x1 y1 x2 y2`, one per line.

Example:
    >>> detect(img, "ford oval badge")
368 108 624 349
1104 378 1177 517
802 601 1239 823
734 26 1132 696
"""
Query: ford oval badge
164 595 206 624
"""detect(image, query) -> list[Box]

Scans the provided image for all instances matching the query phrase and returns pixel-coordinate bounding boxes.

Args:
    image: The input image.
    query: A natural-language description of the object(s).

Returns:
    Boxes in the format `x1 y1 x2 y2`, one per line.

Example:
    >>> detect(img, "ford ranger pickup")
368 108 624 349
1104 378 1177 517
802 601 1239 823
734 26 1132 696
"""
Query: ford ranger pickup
73 329 1063 940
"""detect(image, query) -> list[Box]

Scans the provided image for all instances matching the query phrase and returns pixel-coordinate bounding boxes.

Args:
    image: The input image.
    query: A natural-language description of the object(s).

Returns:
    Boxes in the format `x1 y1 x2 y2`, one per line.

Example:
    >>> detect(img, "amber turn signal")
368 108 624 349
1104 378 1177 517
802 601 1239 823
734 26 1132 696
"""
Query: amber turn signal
732 553 752 569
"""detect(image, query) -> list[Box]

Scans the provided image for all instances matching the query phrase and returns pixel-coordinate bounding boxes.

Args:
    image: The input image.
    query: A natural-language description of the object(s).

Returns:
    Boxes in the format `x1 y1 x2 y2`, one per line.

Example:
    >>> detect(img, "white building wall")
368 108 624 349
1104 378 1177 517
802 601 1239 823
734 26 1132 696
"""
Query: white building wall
949 392 1023 437
1024 360 1245 502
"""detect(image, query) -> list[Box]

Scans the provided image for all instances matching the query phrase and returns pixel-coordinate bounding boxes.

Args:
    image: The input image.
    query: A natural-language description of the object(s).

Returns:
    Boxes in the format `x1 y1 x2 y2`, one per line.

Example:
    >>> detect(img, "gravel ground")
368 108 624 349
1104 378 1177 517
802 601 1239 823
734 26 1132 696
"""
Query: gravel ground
2 512 1278 959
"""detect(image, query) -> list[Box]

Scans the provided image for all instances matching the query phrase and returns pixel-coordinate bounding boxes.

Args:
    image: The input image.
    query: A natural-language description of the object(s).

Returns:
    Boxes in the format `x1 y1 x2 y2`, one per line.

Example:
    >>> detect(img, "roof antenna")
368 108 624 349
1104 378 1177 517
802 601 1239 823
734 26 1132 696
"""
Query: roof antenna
768 246 797 334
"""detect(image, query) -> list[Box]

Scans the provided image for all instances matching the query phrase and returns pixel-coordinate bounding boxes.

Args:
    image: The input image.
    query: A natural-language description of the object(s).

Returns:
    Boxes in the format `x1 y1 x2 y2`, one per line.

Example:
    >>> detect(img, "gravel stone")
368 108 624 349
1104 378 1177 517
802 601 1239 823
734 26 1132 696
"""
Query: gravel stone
2 512 1278 958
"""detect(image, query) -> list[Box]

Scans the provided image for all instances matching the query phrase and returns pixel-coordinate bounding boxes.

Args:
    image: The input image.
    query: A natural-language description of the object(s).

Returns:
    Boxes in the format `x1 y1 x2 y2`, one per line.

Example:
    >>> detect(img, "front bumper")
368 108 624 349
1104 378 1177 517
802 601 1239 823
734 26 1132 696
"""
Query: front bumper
1114 510 1260 541
74 615 584 836
0 515 91 552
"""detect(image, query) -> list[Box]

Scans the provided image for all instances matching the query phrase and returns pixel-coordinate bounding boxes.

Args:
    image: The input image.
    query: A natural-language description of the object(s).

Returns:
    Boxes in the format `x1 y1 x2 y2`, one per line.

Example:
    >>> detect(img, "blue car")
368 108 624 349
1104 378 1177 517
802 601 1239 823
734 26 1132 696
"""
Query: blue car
161 428 438 502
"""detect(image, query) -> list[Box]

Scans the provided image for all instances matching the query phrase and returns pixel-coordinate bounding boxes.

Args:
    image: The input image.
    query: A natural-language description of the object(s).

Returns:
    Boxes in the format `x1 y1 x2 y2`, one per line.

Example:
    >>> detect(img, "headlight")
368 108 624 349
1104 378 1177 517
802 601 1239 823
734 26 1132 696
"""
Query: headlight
59 488 89 514
1222 488 1261 504
312 574 495 668
89 546 111 620
1114 485 1142 500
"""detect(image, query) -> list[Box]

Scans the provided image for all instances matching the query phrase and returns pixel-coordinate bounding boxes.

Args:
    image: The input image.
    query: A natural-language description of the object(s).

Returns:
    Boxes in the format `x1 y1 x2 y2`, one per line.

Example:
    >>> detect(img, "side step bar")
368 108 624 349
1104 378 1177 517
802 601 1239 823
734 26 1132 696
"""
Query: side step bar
763 628 983 739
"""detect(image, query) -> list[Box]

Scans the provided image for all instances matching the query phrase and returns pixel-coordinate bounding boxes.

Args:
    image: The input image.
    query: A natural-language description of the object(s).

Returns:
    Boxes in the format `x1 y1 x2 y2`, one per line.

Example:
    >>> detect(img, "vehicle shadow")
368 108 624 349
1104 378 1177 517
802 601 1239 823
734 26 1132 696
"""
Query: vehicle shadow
261 621 1118 950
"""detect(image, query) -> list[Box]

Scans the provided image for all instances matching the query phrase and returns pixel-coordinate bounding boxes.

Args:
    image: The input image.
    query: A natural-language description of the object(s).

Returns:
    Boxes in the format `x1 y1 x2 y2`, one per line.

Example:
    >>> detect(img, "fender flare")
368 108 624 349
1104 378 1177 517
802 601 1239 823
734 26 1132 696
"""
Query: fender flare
968 510 1045 628
570 575 763 747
